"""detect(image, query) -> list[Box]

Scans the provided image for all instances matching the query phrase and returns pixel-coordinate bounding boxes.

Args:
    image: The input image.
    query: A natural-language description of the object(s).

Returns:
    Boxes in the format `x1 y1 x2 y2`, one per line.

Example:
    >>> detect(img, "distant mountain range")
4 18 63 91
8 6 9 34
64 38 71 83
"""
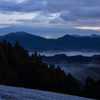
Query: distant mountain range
0 31 100 52
42 54 100 64
42 54 92 64
71 34 100 38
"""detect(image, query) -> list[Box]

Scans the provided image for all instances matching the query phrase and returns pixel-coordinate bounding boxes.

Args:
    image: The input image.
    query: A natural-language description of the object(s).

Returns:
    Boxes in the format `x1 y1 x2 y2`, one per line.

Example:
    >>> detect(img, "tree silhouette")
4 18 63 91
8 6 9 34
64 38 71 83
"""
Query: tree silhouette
0 40 100 99
66 73 81 95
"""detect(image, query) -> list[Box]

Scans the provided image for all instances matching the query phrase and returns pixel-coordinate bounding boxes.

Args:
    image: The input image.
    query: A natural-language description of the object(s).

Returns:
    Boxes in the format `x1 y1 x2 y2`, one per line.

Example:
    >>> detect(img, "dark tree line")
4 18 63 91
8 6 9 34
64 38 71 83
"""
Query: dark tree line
0 40 100 99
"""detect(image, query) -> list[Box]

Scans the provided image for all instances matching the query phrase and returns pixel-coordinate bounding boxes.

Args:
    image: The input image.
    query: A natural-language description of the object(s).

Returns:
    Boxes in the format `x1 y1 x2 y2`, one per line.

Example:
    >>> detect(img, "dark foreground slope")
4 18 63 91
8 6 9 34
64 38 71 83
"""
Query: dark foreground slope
1 32 100 51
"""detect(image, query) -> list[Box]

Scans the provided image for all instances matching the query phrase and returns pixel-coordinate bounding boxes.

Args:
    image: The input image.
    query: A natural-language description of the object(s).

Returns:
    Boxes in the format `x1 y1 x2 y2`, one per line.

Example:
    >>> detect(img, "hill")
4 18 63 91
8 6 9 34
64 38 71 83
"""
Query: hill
0 40 99 99
1 32 100 51
0 85 95 100
42 54 92 64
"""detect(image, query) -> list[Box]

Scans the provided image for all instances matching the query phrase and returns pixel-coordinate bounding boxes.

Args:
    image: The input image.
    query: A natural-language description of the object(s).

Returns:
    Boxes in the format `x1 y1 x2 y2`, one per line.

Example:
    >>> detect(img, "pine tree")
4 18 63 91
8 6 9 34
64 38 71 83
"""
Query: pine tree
67 73 81 95
0 46 8 84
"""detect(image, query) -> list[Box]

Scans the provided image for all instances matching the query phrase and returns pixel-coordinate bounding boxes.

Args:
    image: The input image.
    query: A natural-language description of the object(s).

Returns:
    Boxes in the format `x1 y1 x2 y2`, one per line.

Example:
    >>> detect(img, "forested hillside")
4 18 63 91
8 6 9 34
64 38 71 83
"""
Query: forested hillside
0 40 100 99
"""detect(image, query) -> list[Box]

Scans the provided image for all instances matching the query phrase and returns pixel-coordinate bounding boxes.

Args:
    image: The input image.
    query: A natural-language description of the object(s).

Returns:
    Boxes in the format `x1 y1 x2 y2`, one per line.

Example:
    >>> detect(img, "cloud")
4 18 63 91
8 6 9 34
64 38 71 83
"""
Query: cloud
72 7 100 18
0 0 100 13
1 0 100 28
0 0 45 13
60 7 100 21
49 18 64 24
60 11 77 21
0 25 9 28
75 27 100 31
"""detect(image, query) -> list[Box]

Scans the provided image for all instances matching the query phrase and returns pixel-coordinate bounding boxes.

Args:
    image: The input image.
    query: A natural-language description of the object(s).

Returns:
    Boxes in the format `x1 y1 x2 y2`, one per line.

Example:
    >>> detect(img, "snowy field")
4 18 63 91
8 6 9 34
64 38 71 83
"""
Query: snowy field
0 85 96 100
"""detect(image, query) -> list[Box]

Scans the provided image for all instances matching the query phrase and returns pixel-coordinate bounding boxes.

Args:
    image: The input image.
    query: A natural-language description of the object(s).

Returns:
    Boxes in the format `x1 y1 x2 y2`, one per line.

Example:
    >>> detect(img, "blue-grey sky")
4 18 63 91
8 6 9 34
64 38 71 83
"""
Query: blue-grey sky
0 0 100 38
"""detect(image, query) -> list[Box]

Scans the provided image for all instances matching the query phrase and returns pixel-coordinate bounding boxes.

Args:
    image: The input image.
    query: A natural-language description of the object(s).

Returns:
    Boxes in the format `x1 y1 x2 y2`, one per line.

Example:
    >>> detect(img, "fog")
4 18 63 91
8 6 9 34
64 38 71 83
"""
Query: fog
29 51 100 57
49 62 100 88
29 51 100 85
59 63 100 81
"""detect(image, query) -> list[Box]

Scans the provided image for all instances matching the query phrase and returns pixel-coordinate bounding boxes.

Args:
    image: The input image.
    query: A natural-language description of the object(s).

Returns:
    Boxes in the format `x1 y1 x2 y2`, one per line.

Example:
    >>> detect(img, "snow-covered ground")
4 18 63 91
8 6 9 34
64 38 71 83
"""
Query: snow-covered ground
0 85 96 100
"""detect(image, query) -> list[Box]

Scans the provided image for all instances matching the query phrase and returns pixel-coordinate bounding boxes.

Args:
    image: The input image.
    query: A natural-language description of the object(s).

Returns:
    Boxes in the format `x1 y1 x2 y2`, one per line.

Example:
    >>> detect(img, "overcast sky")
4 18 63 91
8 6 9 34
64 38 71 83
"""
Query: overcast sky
0 0 100 38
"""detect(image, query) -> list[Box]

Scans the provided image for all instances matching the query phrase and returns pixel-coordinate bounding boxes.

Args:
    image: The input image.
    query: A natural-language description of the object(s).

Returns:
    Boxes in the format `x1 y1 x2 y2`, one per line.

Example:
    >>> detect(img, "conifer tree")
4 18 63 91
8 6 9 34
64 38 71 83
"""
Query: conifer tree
0 46 8 84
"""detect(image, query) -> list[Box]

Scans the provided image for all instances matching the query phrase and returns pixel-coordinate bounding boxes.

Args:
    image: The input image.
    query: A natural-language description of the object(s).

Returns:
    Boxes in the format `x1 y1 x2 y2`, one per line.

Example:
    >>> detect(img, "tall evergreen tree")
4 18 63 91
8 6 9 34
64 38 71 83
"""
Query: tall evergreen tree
0 46 8 84
66 73 81 95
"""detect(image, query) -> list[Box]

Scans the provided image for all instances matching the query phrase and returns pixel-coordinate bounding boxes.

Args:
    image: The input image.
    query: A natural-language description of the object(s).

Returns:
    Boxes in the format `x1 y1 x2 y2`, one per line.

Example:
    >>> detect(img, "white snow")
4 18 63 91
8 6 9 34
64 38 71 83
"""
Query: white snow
0 85 96 100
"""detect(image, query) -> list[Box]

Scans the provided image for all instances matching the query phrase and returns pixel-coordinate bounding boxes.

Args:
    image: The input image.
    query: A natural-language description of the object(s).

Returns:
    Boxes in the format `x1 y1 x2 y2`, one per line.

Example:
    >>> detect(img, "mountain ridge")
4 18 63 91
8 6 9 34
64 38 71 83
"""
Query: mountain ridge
0 32 100 52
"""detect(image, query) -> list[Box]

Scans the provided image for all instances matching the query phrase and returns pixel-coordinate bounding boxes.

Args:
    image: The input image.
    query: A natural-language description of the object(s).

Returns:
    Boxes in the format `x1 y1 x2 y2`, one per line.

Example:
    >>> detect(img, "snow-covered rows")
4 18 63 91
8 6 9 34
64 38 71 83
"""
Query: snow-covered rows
0 85 96 100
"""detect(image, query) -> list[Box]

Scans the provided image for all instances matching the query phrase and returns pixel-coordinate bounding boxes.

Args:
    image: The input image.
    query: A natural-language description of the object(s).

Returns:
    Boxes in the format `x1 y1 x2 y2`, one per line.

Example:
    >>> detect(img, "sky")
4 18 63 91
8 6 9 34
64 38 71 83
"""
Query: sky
0 0 100 38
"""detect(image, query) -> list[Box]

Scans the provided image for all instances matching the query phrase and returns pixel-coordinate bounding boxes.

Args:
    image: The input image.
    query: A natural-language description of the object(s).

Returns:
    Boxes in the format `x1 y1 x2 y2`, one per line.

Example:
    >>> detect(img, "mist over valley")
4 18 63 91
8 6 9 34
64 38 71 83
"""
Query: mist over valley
33 52 100 85
29 51 100 57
